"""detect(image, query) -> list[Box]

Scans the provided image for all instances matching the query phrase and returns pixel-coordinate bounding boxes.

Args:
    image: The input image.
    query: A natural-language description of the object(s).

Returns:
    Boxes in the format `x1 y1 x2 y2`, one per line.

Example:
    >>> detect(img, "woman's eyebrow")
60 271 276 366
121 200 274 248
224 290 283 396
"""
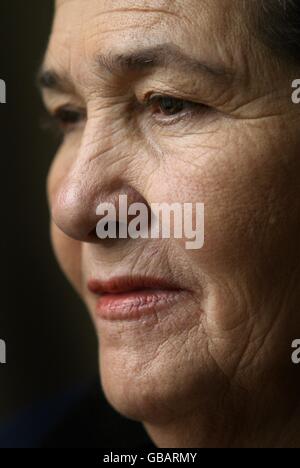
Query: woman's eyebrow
37 69 74 94
96 43 236 82
96 43 234 78
37 43 236 94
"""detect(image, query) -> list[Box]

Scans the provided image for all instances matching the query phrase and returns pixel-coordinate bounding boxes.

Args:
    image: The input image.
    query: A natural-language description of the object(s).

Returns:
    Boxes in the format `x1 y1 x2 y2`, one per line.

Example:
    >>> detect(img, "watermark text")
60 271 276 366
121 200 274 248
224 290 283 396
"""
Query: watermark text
0 79 6 104
0 339 6 364
292 79 300 104
96 195 205 250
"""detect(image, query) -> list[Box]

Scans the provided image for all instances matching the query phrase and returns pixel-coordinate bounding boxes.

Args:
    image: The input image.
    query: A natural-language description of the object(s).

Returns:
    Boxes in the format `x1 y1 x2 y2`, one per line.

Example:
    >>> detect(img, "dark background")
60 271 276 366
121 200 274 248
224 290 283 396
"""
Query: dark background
0 1 97 424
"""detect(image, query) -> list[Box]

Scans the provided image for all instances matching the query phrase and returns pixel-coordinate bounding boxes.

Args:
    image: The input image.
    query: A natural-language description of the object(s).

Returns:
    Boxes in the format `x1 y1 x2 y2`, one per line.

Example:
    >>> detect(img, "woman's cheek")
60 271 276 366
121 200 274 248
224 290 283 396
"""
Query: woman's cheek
190 123 274 251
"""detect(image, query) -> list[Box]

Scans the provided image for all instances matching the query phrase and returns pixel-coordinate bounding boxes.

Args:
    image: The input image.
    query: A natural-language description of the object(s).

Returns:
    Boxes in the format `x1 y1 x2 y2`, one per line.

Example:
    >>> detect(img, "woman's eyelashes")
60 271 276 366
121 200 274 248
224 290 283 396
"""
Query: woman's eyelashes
40 105 86 139
42 94 209 139
142 93 210 124
53 106 86 133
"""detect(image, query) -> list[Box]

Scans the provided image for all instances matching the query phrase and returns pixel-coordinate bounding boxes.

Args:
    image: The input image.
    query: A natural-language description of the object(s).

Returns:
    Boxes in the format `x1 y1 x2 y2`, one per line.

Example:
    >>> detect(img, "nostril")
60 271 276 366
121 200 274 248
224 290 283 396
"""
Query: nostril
88 226 99 240
88 221 112 240
53 182 150 243
97 221 121 240
91 221 132 243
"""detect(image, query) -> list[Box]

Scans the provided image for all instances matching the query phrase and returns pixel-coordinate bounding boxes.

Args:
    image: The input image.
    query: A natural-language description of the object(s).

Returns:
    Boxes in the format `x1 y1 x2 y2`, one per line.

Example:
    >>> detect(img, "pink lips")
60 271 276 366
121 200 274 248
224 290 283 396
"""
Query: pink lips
87 276 184 321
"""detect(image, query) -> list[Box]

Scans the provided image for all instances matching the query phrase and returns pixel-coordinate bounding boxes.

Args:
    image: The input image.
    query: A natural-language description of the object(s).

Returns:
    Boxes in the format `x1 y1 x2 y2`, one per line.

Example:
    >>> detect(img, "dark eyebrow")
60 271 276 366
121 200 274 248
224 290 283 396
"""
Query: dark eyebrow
38 43 235 93
37 69 74 94
96 44 235 81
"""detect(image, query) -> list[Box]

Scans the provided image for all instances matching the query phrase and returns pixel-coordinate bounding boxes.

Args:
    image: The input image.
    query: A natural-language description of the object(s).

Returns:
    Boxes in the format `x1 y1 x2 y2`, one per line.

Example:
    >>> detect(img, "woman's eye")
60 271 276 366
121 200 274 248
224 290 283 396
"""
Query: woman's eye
151 96 186 116
53 106 85 132
145 94 205 120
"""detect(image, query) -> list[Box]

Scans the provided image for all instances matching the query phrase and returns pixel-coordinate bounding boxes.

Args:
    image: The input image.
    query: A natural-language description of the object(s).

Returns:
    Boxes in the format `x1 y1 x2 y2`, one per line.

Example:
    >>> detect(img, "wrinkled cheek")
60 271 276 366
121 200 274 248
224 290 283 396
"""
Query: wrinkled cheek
50 221 83 294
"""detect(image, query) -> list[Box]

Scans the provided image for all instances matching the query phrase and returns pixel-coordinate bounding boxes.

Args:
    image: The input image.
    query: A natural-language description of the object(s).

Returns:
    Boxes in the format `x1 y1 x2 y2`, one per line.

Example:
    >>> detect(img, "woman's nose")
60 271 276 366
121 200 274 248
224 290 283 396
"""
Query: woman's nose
51 171 149 243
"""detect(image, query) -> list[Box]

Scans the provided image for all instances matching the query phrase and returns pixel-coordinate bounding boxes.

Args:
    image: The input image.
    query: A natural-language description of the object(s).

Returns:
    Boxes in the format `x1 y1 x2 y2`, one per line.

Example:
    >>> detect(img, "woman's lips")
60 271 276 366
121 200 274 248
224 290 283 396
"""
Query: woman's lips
87 276 186 321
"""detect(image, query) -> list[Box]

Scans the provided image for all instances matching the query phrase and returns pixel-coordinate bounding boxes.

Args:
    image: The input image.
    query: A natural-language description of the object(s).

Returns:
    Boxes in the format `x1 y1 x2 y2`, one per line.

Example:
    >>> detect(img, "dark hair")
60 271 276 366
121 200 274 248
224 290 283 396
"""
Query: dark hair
255 0 300 62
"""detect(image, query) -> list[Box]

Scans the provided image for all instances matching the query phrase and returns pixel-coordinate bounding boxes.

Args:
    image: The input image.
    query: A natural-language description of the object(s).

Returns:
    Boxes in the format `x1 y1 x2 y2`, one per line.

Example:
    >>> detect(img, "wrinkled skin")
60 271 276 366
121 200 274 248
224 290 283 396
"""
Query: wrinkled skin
42 0 300 447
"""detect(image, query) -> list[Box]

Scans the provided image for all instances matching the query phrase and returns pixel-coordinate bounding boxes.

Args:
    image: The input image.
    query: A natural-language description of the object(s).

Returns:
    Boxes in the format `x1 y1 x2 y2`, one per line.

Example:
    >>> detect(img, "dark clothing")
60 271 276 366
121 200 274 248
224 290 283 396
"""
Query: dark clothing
0 379 155 448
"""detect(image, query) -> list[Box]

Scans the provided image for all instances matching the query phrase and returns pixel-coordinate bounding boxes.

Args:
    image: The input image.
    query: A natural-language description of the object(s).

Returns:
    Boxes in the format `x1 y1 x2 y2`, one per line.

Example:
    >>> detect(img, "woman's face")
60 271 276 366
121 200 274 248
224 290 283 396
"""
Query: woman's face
42 0 300 436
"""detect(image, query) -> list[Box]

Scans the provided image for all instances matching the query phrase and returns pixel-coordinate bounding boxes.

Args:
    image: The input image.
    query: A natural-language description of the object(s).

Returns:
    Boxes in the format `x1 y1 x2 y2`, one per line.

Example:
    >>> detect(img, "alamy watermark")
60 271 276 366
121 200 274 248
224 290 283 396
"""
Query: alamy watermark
96 195 205 250
103 451 198 465
1 79 7 363
291 339 300 364
292 79 300 104
0 79 6 104
0 339 6 364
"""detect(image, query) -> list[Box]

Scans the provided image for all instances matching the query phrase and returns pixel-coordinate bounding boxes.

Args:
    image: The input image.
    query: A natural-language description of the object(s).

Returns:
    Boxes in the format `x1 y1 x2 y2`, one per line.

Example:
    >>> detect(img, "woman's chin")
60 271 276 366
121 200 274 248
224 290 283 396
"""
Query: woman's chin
100 373 167 423
97 337 214 426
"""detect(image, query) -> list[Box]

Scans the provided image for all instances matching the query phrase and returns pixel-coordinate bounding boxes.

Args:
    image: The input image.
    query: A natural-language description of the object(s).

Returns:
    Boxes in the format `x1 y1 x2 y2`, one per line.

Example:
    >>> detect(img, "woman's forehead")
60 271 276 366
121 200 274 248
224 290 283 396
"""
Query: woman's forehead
53 0 240 29
49 0 247 67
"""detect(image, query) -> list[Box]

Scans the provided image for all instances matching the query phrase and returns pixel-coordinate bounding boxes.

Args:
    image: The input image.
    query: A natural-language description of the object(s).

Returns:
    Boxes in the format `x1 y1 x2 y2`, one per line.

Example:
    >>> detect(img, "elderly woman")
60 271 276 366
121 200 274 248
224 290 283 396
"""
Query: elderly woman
39 0 300 448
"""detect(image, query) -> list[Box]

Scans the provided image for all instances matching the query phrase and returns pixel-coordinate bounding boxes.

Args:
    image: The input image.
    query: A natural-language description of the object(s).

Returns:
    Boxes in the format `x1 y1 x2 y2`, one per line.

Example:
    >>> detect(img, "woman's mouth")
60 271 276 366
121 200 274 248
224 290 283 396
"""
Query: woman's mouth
87 276 187 321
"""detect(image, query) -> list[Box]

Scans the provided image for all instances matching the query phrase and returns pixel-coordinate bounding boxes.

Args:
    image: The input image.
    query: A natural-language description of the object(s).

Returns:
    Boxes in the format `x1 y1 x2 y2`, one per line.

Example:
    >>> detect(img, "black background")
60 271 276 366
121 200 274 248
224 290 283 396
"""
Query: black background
0 1 97 424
